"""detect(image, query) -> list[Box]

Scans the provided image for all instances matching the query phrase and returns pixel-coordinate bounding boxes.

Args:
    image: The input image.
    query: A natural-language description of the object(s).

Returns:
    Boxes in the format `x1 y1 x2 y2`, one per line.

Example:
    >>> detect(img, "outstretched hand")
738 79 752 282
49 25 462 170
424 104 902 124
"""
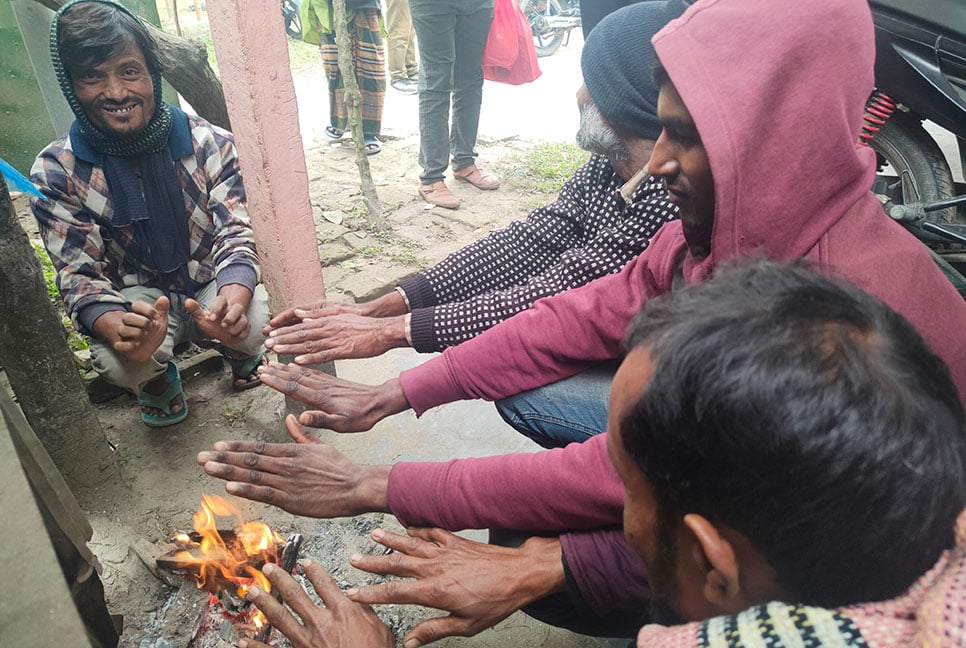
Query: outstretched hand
256 361 410 431
185 284 253 350
264 292 409 335
197 415 391 517
345 528 566 646
111 295 170 363
264 313 409 364
238 560 393 648
265 299 362 333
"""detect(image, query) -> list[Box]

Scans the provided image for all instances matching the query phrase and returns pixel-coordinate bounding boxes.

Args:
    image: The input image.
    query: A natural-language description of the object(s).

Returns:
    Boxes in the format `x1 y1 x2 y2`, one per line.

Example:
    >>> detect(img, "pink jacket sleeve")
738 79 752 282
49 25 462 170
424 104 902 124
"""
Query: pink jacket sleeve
387 434 623 531
398 226 686 416
387 434 650 618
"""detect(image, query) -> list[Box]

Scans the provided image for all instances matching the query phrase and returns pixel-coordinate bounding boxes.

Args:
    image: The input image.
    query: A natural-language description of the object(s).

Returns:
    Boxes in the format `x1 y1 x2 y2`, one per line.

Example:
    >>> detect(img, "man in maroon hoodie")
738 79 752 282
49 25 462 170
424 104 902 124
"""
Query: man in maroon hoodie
208 261 966 648
255 0 966 449
222 0 966 642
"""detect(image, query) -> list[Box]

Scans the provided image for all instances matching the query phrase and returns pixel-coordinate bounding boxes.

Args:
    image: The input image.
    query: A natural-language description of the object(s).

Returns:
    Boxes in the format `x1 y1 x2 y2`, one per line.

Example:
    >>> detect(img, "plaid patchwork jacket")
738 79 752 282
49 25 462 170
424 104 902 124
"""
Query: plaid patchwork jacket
30 114 260 335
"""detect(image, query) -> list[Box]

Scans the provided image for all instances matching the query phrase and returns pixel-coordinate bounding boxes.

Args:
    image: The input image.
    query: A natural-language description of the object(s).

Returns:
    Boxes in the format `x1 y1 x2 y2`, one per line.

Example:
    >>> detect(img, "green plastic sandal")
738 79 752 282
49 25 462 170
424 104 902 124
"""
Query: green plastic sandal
225 353 265 391
138 361 188 427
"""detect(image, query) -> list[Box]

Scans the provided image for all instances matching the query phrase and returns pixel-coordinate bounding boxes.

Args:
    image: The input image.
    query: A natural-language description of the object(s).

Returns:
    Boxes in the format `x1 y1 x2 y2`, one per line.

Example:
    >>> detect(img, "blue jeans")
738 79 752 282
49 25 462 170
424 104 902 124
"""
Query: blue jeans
495 361 619 448
409 0 493 183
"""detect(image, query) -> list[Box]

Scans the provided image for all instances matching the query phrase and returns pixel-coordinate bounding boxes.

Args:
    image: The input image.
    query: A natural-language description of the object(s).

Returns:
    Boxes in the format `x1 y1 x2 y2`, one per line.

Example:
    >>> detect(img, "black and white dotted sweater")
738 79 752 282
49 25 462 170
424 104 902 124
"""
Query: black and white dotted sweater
396 154 678 352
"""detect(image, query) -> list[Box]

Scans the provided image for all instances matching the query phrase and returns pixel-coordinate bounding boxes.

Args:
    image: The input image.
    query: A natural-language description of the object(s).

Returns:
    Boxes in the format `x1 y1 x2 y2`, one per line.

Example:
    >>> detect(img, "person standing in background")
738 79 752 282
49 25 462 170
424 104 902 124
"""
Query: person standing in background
411 0 499 209
302 0 386 154
580 0 641 38
385 0 419 94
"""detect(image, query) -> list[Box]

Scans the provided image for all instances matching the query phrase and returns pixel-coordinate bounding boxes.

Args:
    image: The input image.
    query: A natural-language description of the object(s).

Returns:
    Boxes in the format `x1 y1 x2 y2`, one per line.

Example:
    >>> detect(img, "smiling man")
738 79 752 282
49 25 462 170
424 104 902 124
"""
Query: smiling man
30 0 270 427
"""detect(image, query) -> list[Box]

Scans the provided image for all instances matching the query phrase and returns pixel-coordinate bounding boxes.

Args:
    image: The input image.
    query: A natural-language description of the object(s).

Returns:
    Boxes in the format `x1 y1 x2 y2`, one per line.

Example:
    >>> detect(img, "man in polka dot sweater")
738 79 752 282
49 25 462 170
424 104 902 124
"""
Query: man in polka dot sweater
262 2 682 362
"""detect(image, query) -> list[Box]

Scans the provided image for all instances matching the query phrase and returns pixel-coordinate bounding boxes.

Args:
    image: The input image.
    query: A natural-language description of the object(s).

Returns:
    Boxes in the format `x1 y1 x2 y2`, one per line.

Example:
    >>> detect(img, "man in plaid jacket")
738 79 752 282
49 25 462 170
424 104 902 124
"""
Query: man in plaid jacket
30 0 270 427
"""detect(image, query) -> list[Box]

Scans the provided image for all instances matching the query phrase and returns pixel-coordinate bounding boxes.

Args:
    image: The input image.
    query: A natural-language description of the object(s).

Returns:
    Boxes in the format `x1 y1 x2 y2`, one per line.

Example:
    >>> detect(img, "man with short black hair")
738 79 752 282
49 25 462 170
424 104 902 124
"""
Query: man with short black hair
31 0 270 427
204 260 966 646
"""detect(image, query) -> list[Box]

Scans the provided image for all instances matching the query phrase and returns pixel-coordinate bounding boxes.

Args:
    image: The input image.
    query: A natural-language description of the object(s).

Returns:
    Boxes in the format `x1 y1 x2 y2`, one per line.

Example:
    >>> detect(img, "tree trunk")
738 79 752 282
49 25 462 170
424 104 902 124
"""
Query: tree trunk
32 0 231 130
150 25 231 129
0 180 117 490
331 0 386 230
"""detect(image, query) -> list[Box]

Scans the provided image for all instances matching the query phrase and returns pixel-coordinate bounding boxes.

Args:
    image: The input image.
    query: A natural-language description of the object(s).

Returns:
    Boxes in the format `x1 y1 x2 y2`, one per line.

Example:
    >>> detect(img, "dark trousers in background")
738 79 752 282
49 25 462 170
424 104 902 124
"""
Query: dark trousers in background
580 0 642 38
409 0 493 183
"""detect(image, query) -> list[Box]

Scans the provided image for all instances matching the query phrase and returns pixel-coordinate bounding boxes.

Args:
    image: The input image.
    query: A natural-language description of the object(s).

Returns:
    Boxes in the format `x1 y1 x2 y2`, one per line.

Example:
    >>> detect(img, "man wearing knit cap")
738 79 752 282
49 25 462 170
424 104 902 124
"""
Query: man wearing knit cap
259 1 684 399
30 0 271 427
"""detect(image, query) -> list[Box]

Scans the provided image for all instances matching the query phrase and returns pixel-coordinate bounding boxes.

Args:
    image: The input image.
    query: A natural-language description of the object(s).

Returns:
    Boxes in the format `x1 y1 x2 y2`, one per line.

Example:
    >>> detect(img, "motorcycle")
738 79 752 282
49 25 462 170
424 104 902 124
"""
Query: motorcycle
864 0 966 291
282 0 302 39
519 0 581 58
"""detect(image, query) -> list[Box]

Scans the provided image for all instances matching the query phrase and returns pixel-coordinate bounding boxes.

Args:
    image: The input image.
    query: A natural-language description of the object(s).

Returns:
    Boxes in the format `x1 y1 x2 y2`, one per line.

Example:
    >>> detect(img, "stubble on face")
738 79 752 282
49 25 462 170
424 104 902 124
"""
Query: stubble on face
648 82 715 258
606 347 691 626
576 101 631 163
645 510 687 626
70 43 156 138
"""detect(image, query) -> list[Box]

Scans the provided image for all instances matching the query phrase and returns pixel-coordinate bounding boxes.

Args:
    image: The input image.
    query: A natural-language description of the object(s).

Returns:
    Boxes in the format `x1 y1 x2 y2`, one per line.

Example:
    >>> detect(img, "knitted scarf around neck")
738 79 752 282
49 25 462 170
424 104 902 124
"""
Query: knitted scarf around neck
51 0 193 294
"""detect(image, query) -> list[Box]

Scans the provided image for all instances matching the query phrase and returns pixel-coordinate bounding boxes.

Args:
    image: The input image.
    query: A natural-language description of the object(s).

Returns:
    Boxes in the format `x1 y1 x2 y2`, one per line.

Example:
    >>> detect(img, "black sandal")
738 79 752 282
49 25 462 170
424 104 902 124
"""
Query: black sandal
226 353 266 391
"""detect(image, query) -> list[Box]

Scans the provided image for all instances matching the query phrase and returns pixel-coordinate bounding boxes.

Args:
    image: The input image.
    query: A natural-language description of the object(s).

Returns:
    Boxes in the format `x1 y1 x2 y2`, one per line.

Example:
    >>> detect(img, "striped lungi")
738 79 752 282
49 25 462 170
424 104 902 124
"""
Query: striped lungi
321 8 386 137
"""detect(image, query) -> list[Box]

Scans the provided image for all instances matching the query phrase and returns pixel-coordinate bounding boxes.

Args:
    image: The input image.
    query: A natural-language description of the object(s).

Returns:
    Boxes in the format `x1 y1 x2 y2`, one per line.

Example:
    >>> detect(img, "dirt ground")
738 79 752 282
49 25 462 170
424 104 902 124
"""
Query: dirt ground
11 128 607 648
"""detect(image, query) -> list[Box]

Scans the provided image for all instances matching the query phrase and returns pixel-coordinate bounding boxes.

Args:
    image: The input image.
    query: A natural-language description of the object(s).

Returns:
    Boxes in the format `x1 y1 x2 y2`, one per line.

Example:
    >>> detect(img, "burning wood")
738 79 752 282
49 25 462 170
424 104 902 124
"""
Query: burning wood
154 494 302 646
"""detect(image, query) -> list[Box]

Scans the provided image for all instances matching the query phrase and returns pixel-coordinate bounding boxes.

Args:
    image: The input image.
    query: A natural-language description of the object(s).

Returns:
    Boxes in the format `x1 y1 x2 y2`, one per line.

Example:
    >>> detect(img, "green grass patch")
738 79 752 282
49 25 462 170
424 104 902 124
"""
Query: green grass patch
502 142 589 194
32 243 90 352
388 250 421 266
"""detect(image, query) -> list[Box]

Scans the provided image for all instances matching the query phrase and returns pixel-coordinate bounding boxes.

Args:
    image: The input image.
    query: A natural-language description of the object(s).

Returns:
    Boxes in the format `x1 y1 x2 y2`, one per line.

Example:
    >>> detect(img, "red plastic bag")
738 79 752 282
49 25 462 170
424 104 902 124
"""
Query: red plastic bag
483 0 542 85
482 0 519 69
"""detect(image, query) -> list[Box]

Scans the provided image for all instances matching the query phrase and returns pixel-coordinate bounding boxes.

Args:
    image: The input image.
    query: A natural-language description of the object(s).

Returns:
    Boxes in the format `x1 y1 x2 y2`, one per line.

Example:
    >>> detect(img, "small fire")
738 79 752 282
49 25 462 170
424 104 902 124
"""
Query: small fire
171 494 285 628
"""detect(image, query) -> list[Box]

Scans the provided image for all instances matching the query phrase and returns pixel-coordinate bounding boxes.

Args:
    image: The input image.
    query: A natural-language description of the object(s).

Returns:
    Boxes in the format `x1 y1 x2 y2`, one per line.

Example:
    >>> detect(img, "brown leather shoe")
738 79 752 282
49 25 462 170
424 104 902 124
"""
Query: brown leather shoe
418 180 461 209
454 164 500 190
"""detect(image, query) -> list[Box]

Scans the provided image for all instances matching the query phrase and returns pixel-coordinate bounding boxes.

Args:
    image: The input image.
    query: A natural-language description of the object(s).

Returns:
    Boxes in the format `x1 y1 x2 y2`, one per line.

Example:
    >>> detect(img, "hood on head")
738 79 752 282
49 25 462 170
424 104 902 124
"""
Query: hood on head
652 0 877 266
580 0 688 140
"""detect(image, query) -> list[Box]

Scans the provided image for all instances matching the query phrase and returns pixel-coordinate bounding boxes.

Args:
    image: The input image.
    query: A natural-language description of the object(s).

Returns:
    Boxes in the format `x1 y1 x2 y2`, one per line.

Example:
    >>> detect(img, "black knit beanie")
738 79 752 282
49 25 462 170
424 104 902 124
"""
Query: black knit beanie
580 0 687 139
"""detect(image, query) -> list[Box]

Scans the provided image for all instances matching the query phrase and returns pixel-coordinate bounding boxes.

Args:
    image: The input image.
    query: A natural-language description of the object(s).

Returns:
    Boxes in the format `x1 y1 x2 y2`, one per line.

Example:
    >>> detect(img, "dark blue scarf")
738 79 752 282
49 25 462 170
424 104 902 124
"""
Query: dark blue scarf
69 108 195 296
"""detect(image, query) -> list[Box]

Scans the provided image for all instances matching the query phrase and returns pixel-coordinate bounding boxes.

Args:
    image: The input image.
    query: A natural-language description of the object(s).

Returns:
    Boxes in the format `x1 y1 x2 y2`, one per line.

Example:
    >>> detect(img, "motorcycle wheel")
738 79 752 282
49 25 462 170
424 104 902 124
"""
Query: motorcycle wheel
283 5 302 39
869 111 960 226
520 0 566 57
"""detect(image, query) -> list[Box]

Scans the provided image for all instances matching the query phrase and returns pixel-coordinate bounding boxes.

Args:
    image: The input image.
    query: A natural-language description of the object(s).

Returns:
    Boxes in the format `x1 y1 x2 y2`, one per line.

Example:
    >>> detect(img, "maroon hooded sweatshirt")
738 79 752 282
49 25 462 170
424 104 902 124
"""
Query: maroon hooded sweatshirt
397 0 966 415
388 0 966 623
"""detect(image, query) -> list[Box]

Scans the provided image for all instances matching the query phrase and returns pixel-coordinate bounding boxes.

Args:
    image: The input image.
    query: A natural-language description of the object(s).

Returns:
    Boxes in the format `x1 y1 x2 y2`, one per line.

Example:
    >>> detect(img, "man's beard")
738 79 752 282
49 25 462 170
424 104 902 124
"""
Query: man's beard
576 102 631 163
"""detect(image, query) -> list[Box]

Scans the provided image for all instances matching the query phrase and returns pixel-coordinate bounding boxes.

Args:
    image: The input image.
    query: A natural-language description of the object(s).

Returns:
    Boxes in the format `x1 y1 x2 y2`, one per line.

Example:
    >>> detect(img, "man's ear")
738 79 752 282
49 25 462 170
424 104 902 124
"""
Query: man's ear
683 514 745 612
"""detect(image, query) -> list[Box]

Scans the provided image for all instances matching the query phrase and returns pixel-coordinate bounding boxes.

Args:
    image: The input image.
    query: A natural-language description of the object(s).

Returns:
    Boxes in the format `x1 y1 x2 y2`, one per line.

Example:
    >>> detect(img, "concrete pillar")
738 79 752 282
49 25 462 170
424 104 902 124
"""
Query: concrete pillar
204 0 327 318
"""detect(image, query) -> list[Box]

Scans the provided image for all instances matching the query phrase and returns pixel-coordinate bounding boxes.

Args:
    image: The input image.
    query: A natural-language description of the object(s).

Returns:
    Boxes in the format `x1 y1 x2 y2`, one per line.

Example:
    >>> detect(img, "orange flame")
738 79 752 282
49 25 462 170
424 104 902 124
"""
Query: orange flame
171 495 285 628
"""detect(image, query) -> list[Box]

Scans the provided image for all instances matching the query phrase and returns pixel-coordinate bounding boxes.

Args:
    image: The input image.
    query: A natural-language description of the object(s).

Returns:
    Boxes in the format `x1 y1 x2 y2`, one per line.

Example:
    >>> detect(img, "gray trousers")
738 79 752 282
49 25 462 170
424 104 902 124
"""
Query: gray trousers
410 0 493 183
89 282 270 393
